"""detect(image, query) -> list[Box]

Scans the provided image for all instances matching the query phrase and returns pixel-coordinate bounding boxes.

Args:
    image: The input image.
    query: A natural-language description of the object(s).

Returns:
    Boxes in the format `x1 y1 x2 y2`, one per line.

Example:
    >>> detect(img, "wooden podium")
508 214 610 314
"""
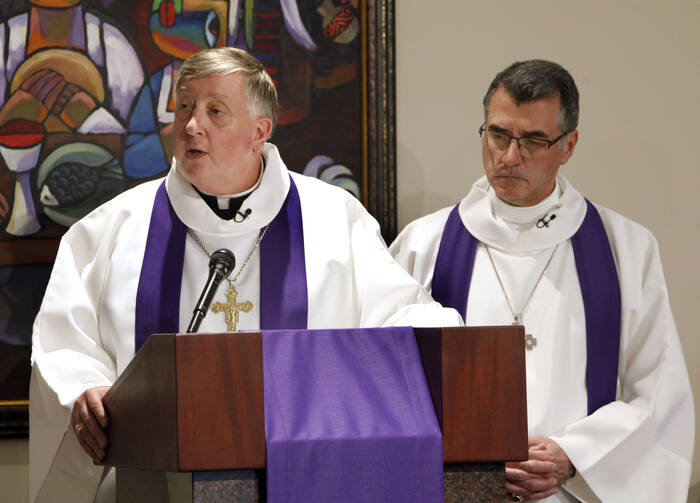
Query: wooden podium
102 326 527 502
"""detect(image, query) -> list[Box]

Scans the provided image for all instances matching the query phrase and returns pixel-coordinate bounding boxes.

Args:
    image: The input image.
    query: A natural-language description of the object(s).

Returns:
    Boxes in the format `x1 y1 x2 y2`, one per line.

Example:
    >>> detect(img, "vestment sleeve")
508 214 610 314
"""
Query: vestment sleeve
347 200 462 328
389 211 449 294
550 229 694 503
29 215 119 502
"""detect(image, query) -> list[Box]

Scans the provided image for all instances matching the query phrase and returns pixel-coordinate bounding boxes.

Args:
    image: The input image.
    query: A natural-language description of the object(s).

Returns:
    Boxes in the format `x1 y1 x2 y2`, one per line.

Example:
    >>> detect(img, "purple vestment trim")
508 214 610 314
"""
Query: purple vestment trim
262 327 444 503
571 200 621 414
260 178 308 329
134 176 308 351
432 200 621 415
134 182 186 352
432 205 477 320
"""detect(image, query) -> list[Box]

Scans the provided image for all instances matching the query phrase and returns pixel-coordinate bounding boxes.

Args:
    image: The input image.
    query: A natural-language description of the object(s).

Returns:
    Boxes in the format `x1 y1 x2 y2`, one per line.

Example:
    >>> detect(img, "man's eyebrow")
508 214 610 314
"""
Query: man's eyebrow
486 124 509 134
487 123 550 139
521 128 550 139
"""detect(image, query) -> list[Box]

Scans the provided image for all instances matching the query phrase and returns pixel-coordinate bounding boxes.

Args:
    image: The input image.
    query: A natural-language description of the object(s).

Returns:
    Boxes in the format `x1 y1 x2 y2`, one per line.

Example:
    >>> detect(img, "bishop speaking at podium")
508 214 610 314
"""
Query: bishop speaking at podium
28 47 462 502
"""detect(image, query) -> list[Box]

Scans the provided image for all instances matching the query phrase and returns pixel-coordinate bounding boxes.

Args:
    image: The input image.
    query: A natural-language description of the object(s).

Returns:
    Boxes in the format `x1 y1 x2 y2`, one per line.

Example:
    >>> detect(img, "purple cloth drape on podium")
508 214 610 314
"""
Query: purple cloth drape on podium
262 327 444 503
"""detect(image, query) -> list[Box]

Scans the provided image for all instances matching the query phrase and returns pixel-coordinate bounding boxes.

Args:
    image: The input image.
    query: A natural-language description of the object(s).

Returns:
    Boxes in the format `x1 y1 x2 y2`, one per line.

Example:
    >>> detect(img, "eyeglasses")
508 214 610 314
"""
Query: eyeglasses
478 123 570 157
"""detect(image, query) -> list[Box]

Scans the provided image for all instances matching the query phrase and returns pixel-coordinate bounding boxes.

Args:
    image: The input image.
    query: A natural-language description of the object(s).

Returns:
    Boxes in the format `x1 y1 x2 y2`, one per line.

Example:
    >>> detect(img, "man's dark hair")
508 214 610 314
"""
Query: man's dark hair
483 60 579 133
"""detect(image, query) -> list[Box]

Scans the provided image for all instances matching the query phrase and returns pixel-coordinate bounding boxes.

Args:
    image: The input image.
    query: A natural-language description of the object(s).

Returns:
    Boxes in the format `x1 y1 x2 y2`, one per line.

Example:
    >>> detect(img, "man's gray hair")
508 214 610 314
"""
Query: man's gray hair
176 47 279 131
483 60 579 134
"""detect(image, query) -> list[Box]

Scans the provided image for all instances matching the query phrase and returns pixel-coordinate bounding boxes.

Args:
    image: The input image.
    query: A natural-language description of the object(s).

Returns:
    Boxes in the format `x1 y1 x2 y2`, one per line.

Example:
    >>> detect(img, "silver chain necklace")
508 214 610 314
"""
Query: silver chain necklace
188 226 269 331
484 244 559 350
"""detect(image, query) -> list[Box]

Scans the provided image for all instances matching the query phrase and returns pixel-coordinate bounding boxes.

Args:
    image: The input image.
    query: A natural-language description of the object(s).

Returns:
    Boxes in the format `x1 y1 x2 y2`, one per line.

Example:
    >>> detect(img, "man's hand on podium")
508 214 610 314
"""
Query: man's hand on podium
506 436 574 500
71 386 111 464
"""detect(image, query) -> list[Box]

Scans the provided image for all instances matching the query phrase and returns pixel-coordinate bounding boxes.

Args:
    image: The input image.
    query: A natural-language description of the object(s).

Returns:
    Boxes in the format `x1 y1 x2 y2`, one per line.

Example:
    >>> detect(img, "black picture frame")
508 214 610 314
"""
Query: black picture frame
0 344 31 438
364 0 397 242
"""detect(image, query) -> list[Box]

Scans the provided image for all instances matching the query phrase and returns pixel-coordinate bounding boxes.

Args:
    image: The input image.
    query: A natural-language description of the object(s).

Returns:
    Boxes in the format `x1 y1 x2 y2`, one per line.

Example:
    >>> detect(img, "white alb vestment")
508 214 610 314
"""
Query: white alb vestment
30 143 461 503
390 175 694 503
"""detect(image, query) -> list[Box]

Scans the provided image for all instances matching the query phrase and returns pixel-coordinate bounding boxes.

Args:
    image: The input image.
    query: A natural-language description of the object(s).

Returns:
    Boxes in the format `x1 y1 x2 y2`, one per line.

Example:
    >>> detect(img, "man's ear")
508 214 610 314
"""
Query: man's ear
559 129 578 165
253 117 273 153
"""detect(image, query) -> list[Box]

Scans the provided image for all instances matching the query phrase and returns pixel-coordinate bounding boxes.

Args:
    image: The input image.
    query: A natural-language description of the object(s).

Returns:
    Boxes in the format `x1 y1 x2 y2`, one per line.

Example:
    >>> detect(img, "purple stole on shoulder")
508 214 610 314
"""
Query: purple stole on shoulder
432 200 621 415
134 177 308 351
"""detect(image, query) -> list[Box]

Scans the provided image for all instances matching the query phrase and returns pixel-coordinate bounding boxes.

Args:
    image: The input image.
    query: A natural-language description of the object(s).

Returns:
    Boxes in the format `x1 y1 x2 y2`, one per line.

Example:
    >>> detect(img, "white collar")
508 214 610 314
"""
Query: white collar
489 180 562 226
165 143 290 236
459 174 587 253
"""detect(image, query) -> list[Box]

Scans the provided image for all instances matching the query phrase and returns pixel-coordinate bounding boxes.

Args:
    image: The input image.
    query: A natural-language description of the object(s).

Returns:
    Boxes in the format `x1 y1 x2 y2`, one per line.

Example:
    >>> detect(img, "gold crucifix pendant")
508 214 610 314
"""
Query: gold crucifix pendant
211 285 253 332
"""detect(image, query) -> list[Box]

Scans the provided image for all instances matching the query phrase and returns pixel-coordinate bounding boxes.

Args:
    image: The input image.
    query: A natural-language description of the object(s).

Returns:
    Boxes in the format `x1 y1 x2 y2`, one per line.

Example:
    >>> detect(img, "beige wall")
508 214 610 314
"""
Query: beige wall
396 0 700 496
0 439 28 502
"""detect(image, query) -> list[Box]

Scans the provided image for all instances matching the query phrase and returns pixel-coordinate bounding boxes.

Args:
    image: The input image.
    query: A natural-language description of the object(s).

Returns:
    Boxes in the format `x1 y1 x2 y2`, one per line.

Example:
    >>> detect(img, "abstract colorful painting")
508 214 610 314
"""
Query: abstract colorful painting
0 0 396 436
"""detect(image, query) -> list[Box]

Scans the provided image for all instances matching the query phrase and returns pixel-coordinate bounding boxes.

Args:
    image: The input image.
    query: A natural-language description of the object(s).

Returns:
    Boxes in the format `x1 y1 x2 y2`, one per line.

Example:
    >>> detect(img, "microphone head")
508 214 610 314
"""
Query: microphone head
209 248 236 277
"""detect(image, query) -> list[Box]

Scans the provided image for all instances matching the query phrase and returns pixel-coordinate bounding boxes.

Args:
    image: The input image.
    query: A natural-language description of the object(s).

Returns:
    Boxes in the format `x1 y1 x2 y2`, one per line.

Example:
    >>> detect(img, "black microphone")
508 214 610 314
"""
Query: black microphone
186 248 236 333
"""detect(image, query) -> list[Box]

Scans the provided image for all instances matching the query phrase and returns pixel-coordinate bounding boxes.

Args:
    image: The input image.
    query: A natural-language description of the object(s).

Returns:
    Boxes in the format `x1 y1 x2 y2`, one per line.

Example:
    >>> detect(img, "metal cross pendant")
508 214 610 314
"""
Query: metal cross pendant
512 317 537 351
525 333 537 350
211 285 253 332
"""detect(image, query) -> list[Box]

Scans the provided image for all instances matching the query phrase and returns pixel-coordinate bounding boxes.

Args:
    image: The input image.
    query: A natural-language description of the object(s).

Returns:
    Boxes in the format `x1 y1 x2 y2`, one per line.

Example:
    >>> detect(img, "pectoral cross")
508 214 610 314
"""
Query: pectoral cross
211 286 253 332
525 333 537 350
513 316 537 351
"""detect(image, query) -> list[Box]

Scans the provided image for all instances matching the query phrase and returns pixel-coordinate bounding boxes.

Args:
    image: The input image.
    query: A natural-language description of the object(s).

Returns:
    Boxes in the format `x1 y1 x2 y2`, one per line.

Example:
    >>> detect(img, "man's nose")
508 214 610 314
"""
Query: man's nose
501 137 523 164
185 111 202 135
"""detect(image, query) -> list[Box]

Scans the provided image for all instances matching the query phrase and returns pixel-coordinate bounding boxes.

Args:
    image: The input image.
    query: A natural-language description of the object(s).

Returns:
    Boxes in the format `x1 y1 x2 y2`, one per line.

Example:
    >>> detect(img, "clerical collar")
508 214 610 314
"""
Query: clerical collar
458 175 588 253
488 180 562 228
193 157 265 220
168 143 290 236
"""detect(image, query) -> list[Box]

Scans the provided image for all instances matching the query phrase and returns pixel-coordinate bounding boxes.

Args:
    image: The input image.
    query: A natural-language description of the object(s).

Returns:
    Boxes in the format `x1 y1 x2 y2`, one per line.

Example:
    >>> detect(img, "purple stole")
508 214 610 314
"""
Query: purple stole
432 200 621 415
134 177 308 351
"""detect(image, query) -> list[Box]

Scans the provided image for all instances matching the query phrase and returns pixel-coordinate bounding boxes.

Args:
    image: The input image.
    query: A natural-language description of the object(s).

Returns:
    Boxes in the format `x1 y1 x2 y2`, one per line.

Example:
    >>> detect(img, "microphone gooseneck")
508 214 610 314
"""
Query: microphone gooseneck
186 248 236 333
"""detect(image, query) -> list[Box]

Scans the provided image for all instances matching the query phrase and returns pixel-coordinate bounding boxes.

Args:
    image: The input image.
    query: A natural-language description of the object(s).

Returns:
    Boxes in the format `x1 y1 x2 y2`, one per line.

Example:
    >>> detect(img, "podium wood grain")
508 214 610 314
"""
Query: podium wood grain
103 332 265 471
441 326 528 462
176 332 265 470
103 333 179 470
